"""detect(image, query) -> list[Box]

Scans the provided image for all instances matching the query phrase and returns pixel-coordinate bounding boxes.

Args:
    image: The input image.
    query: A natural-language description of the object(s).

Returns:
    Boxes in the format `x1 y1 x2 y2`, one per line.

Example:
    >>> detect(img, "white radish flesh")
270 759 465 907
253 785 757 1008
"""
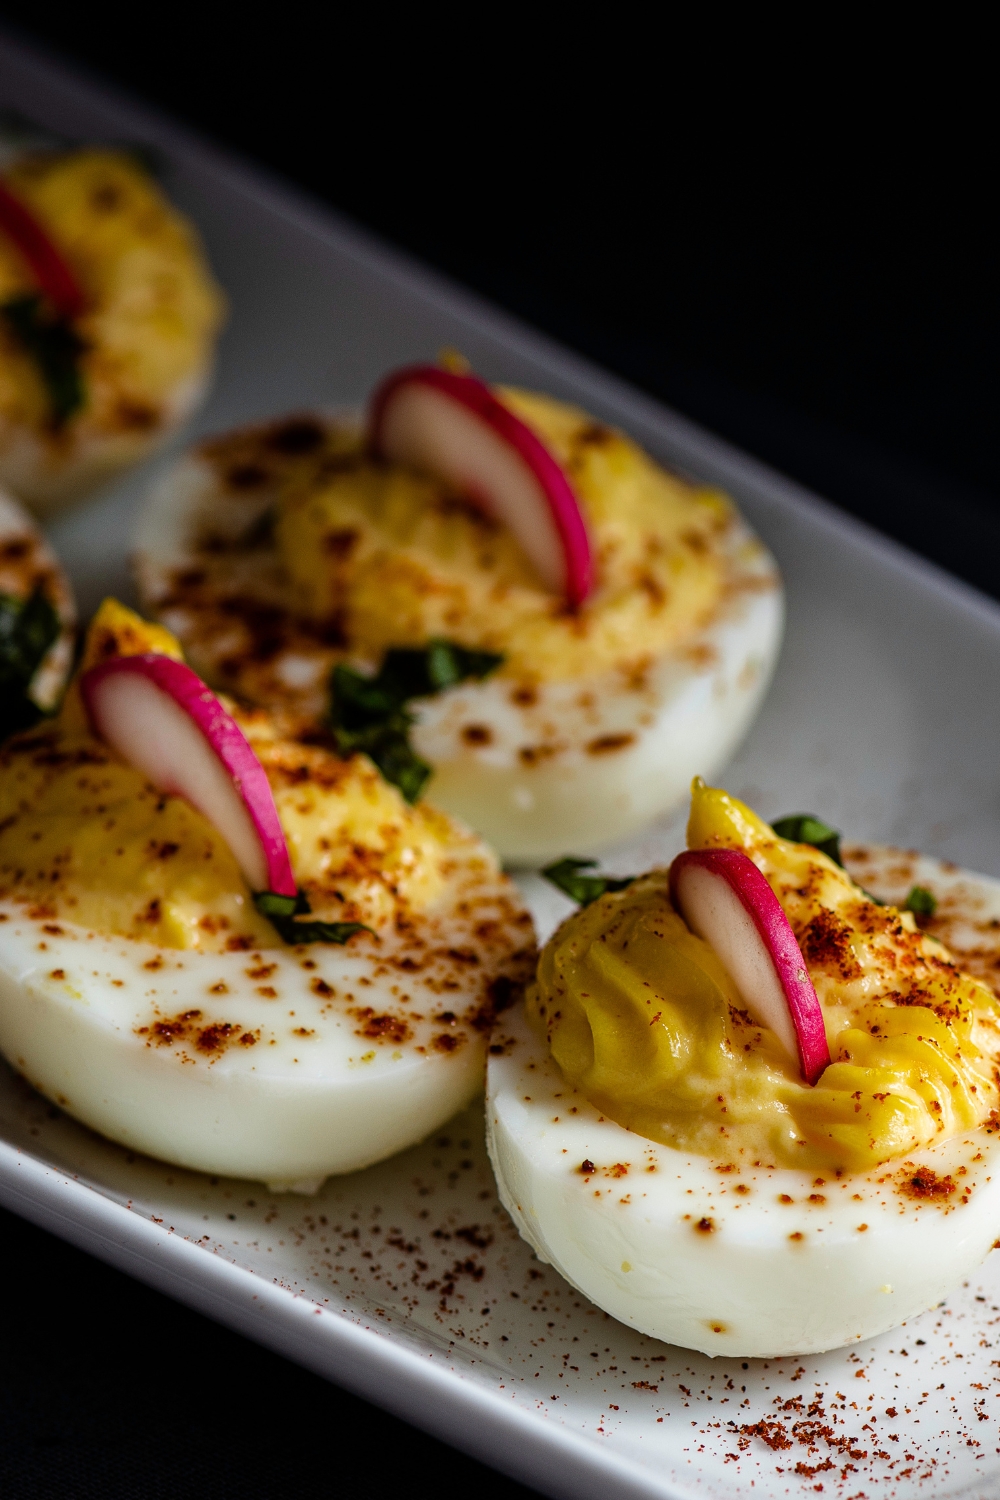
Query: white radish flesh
369 365 593 605
670 848 830 1083
81 653 296 897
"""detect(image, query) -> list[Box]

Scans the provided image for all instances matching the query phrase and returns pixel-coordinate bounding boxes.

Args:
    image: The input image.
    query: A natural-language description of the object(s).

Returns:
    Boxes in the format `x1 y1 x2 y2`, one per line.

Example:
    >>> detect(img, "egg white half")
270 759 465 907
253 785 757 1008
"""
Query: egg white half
0 881 529 1190
410 521 781 864
0 370 213 519
134 418 783 866
487 857 1000 1357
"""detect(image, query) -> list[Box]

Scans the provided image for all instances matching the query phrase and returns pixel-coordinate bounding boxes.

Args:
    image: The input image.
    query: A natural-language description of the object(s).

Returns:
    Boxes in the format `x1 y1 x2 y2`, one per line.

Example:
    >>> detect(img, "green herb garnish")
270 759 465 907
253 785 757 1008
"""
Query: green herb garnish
329 640 504 803
541 857 635 907
771 814 843 866
2 293 85 427
904 885 937 918
253 888 372 946
0 586 60 740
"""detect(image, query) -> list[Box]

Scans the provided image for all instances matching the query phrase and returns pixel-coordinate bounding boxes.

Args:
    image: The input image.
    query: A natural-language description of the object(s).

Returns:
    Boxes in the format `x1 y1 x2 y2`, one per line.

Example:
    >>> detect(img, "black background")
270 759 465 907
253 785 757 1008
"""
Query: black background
0 10 996 1497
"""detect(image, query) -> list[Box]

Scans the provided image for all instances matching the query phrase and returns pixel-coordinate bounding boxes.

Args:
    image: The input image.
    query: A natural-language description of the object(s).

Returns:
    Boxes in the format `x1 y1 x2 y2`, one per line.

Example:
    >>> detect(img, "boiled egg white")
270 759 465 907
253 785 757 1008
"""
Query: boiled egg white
0 149 224 515
0 876 527 1188
487 852 1000 1356
134 413 783 866
0 844 531 1192
0 594 534 1190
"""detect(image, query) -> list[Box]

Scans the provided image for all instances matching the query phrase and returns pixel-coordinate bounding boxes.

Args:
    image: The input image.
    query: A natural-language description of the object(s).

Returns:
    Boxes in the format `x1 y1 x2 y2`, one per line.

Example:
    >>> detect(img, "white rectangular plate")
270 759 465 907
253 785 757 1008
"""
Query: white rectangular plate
3 32 1000 1500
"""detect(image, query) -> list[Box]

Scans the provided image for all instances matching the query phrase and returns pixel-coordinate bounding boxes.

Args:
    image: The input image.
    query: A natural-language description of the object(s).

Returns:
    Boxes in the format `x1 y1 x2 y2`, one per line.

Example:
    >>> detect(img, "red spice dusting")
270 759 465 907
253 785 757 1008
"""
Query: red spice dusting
586 732 636 756
354 1009 411 1044
197 1022 239 1053
453 1225 494 1249
740 1420 793 1452
267 417 325 455
148 1009 202 1044
798 907 861 979
324 528 359 559
485 973 521 1016
140 1009 258 1055
735 1401 869 1467
898 1165 956 1200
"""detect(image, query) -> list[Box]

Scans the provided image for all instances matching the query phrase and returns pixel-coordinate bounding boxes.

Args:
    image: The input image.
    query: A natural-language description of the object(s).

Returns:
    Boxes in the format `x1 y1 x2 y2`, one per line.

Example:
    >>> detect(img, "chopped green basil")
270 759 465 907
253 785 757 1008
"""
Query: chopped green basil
542 857 635 908
329 640 504 803
905 885 937 918
771 813 843 867
0 586 60 740
2 294 85 427
253 888 372 946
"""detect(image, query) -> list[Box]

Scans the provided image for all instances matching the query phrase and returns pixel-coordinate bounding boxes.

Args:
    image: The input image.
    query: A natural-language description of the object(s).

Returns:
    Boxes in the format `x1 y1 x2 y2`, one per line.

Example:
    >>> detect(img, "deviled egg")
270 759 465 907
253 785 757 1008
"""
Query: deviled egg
487 780 1000 1356
1 143 225 513
134 363 782 865
1 485 75 738
0 600 534 1189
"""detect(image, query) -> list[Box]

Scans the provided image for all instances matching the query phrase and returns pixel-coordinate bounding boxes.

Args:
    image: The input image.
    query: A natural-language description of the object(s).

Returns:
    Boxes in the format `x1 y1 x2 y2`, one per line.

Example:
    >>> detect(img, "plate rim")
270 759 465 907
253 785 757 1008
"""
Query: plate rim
3 25 1000 1500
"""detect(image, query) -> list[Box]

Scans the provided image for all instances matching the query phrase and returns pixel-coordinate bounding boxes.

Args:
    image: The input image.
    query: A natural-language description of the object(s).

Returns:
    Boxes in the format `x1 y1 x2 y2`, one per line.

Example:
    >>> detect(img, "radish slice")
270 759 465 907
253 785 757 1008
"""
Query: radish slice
0 180 84 319
669 849 830 1084
80 654 296 898
369 364 593 605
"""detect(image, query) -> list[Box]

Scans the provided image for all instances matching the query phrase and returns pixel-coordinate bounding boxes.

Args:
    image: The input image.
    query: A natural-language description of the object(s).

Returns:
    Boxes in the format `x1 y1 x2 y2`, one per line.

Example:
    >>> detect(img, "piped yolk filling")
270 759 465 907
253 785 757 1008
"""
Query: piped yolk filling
0 601 476 953
528 782 1000 1172
0 149 224 437
273 388 738 682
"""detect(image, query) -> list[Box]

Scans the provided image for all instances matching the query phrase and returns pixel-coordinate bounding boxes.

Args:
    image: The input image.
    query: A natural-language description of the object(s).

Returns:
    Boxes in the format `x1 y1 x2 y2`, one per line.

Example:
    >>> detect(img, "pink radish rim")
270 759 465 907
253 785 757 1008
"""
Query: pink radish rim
669 848 831 1085
0 179 85 320
369 364 594 606
80 652 296 898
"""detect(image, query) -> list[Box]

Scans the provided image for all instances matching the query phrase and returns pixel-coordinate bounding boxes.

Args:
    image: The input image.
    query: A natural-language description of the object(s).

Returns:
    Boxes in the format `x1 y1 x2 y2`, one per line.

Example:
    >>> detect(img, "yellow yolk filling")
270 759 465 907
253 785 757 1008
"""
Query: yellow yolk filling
0 602 474 953
273 388 735 681
528 780 1000 1172
0 149 224 436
